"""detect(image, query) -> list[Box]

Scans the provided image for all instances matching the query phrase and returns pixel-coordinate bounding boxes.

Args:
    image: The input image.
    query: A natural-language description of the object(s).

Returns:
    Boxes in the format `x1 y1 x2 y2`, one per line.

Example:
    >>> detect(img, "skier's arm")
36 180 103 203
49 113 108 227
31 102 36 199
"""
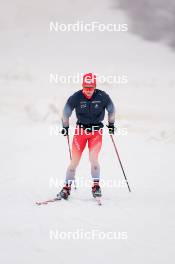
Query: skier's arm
62 95 75 127
105 95 116 125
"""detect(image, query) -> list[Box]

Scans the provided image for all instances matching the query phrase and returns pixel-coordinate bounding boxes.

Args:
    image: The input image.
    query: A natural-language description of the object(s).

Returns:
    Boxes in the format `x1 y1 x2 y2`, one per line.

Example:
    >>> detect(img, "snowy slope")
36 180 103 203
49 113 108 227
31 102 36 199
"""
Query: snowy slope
0 0 175 264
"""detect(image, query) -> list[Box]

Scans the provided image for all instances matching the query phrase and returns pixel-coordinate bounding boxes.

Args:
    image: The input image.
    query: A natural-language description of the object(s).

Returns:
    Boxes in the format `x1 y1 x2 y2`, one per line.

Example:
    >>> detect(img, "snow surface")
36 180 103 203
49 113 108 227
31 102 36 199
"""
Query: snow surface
0 0 175 264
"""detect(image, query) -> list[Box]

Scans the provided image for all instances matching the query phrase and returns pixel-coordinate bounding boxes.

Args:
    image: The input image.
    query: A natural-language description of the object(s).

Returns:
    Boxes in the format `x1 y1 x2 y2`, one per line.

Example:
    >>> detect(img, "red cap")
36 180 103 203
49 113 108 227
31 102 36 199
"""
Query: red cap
82 73 96 88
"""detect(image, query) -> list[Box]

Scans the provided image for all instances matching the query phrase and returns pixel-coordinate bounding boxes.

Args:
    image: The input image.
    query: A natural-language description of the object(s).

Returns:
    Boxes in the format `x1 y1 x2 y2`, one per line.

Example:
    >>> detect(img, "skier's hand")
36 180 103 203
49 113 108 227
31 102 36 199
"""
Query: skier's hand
107 123 115 135
61 127 69 136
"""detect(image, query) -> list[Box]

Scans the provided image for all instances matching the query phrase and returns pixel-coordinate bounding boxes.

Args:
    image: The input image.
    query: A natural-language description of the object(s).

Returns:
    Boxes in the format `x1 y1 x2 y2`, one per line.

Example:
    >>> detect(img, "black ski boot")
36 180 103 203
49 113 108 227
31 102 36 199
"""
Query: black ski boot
92 183 102 198
57 184 71 200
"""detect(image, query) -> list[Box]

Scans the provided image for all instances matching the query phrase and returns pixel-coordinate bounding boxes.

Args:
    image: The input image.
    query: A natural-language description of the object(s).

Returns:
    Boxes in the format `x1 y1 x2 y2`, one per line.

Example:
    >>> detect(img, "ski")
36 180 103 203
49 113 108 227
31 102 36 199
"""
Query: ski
36 196 62 206
36 195 102 206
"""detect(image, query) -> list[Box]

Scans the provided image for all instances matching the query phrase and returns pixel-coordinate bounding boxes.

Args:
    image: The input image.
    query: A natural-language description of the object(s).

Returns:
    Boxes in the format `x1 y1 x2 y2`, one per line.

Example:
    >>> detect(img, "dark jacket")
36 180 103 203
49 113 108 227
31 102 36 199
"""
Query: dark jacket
62 89 115 127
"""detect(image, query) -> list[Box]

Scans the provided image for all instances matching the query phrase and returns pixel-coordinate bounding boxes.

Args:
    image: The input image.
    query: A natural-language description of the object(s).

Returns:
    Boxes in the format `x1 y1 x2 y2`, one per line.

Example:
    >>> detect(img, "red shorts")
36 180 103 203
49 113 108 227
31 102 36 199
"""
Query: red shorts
71 127 103 165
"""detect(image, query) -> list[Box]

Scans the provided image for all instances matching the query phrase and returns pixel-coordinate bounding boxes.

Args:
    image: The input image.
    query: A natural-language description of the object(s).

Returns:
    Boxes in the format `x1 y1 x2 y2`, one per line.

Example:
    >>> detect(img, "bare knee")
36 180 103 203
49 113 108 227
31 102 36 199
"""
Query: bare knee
68 161 79 171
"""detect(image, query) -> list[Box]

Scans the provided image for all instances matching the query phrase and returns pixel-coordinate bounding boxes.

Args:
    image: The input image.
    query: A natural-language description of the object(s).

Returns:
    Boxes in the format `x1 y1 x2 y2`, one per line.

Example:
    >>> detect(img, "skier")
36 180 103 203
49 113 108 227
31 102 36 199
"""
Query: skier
58 73 116 200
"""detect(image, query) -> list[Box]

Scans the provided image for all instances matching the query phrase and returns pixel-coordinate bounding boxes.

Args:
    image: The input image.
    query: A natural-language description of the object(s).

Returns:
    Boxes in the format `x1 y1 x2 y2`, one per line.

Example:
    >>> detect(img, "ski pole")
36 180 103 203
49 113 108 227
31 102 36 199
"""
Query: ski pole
61 118 72 161
66 135 76 189
110 135 131 192
66 135 72 160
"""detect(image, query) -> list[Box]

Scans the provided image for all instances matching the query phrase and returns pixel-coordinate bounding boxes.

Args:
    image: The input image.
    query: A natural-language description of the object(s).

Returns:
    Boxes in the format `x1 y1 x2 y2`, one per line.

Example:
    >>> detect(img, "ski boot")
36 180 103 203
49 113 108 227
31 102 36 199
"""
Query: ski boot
92 182 102 198
57 184 71 200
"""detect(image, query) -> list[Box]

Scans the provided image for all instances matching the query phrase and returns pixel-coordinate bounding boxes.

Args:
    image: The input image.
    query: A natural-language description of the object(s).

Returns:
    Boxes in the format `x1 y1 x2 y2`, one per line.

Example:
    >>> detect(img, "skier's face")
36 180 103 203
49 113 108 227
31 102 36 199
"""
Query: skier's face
83 87 95 98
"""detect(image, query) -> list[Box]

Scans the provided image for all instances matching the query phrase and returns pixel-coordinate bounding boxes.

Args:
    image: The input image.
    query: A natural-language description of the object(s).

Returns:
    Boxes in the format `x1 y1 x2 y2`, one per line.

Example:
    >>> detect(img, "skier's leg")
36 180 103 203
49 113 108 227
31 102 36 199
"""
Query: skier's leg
88 130 102 183
58 128 87 199
65 128 87 185
88 130 103 197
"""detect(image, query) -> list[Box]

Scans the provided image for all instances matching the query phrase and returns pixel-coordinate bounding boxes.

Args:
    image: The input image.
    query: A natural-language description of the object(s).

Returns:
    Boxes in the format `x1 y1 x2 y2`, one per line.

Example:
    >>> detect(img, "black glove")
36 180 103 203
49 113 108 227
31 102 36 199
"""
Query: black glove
61 127 69 136
107 123 115 135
